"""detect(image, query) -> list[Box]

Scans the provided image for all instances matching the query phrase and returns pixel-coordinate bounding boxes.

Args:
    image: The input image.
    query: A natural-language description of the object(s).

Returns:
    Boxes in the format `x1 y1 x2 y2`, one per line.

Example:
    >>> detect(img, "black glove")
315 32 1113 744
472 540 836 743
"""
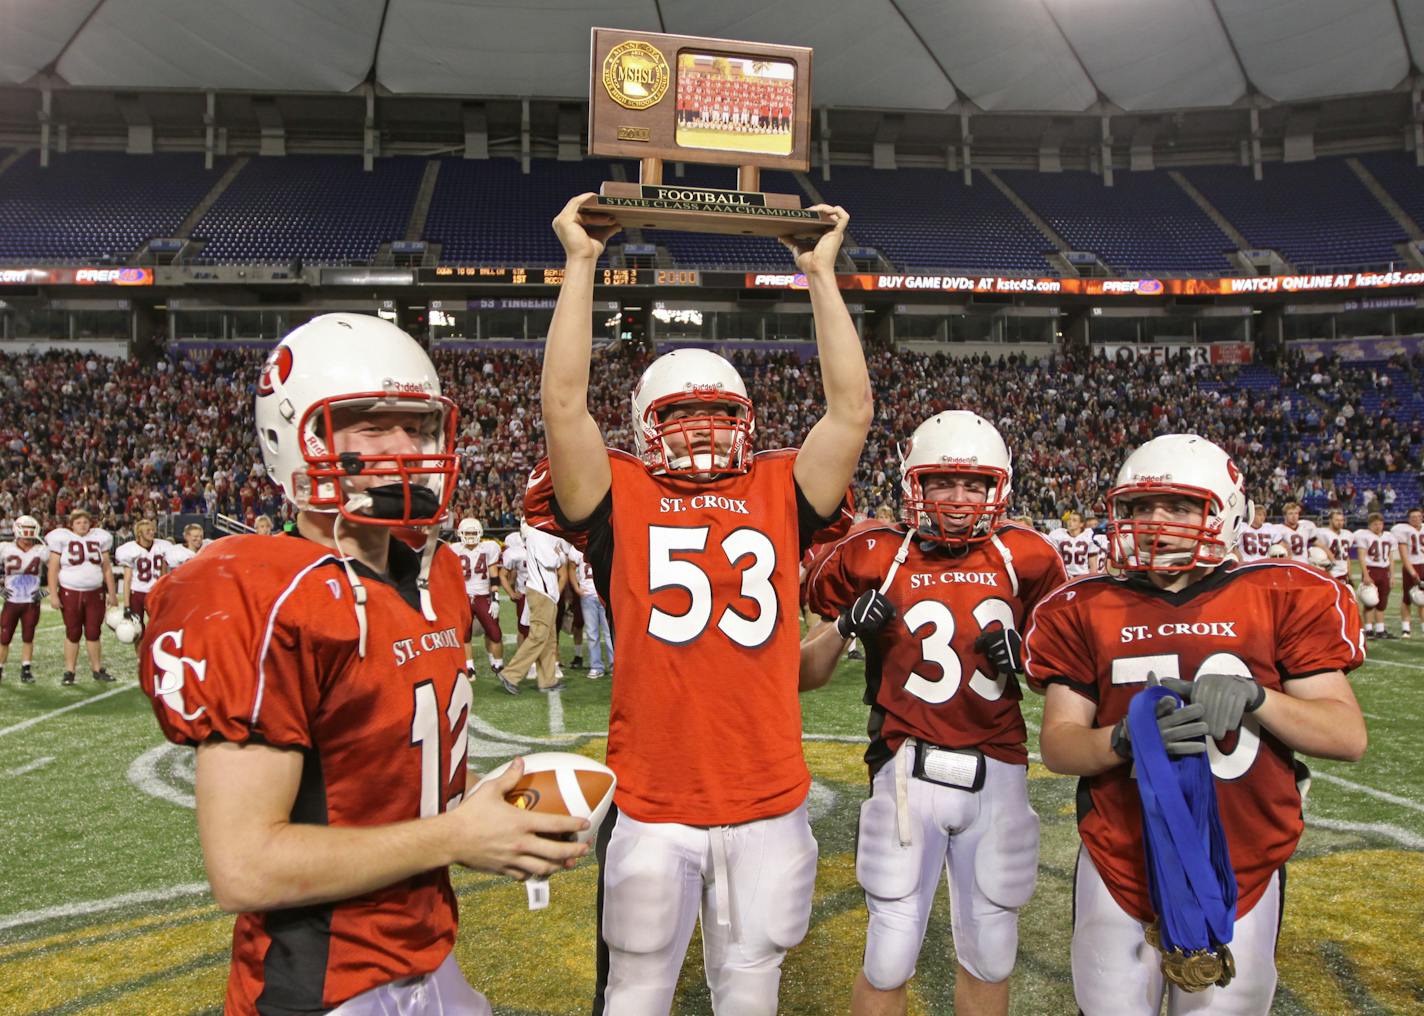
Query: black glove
1110 697 1209 760
837 589 897 640
973 625 1023 677
1160 674 1266 741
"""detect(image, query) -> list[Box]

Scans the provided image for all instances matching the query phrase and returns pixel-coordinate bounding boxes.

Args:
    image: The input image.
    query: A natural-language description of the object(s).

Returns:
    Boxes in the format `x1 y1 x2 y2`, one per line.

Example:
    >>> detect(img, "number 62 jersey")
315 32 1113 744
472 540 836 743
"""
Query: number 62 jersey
1022 561 1365 923
806 521 1066 774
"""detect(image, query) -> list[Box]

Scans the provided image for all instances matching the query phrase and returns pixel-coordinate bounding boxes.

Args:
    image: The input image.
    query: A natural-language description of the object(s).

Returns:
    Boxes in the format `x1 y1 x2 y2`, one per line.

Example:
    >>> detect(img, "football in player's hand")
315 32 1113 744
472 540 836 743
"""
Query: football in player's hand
475 752 615 846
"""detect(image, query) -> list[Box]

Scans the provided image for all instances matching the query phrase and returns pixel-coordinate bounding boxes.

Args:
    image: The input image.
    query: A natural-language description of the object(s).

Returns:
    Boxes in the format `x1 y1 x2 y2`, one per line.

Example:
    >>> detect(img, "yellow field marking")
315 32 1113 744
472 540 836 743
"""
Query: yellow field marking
455 861 602 1012
803 741 870 785
0 900 220 959
0 906 230 1011
1277 849 1424 1014
70 958 228 1016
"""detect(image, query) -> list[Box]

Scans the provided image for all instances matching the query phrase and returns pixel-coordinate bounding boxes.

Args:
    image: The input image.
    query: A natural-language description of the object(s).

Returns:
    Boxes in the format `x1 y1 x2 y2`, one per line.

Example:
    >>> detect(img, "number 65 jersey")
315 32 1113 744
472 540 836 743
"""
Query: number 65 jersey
1022 561 1365 923
806 521 1066 774
525 448 852 828
138 534 473 1015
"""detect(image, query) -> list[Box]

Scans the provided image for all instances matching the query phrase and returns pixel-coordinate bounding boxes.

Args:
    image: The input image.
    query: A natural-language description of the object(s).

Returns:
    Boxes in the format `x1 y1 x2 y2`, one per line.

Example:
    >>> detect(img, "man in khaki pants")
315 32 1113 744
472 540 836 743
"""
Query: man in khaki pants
499 521 568 694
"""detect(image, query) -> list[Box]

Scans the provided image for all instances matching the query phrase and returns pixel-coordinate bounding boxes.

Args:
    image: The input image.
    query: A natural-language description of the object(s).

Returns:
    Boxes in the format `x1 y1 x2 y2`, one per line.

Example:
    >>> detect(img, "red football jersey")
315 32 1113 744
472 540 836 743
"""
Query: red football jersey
1022 561 1365 922
139 534 473 1014
526 448 851 825
807 521 1066 771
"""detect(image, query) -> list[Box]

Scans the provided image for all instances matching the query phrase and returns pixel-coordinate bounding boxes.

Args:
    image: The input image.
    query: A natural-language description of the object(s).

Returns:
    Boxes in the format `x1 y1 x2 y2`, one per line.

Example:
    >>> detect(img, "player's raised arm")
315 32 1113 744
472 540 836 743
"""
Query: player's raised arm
785 206 873 517
543 194 621 523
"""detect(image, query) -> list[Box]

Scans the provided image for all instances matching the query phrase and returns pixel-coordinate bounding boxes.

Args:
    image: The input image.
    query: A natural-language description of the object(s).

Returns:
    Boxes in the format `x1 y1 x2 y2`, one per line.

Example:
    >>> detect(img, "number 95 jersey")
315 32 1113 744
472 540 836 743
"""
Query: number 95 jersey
526 448 852 827
1022 561 1365 923
806 521 1066 774
138 534 474 1014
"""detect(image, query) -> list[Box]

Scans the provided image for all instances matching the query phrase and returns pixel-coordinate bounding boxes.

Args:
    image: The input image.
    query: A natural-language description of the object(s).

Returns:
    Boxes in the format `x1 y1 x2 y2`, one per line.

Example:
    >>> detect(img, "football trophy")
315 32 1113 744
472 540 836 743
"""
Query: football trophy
584 27 833 237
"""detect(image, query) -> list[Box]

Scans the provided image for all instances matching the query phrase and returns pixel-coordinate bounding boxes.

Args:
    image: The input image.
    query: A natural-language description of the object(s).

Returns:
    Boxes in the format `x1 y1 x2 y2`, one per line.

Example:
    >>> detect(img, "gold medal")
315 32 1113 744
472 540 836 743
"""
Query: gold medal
1145 920 1235 992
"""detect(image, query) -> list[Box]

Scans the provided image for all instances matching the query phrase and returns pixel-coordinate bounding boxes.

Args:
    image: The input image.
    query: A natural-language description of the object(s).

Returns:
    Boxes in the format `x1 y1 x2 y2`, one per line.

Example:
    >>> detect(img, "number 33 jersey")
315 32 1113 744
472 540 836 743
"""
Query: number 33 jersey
1022 561 1365 922
138 534 473 1014
526 448 851 827
806 521 1066 774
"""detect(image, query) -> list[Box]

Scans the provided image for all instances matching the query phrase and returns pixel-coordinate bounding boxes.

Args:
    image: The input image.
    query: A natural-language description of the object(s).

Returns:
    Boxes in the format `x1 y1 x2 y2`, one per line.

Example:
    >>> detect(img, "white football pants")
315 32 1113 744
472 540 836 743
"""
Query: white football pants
596 798 817 1016
1072 844 1283 1016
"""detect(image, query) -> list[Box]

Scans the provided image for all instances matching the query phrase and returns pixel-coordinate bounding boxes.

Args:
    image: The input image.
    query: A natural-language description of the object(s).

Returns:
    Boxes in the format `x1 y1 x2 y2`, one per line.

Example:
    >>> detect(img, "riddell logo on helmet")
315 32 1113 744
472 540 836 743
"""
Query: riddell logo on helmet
683 382 725 394
1136 472 1173 482
937 454 979 465
383 378 433 394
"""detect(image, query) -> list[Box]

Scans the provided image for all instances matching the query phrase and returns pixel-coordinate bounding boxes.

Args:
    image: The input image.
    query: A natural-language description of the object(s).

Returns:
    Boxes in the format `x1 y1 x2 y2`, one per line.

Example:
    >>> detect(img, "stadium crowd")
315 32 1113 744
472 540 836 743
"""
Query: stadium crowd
0 344 1420 542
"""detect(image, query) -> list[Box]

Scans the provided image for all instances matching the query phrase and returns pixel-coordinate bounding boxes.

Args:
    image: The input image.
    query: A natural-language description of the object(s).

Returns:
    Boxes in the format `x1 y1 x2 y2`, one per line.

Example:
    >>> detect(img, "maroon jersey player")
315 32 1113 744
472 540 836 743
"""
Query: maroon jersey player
802 411 1065 1016
1024 434 1367 1016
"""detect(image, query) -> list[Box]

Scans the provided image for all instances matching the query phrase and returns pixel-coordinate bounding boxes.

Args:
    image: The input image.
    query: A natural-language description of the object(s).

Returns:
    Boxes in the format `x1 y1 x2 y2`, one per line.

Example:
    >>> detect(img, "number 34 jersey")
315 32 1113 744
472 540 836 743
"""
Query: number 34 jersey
1022 561 1365 922
525 448 851 828
138 534 473 1014
806 521 1066 773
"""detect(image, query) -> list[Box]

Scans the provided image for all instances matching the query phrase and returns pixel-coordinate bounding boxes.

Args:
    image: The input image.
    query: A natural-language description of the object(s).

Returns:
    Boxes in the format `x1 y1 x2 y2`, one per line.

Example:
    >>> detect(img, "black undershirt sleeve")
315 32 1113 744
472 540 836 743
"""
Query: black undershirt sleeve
794 480 844 556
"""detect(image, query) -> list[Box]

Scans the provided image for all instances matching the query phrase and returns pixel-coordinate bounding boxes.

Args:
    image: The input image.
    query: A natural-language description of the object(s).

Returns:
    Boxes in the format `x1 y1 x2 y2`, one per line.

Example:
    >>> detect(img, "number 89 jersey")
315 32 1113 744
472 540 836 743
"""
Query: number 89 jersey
807 521 1066 774
138 534 473 1014
526 448 851 827
1022 561 1364 923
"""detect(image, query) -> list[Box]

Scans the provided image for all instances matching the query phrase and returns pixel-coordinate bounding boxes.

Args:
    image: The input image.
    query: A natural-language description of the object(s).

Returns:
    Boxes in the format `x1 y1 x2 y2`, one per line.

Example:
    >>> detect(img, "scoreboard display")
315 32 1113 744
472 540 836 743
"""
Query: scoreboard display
417 266 702 287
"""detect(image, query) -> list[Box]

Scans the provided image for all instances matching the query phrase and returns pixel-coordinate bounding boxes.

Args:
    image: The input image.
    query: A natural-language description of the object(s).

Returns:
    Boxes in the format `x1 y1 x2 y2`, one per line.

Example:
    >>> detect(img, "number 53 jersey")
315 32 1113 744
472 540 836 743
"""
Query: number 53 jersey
526 448 851 827
138 533 474 1014
1022 561 1365 923
806 521 1066 775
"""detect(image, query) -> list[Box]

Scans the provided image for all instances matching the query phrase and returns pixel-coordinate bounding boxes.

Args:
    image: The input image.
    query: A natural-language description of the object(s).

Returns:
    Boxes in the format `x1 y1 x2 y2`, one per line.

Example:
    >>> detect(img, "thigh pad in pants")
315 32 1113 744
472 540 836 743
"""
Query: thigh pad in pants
972 767 1039 910
601 820 698 957
856 775 923 902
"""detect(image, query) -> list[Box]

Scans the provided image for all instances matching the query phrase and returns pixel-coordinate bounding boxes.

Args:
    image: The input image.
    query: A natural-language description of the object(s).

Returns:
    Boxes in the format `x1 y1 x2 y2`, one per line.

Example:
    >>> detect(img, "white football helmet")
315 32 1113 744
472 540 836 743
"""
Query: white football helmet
1410 586 1424 608
12 515 39 541
254 313 458 527
114 615 141 644
1307 545 1332 571
1267 544 1289 559
631 349 754 476
1358 584 1380 608
104 605 127 630
1106 434 1248 572
899 411 1011 543
457 517 483 547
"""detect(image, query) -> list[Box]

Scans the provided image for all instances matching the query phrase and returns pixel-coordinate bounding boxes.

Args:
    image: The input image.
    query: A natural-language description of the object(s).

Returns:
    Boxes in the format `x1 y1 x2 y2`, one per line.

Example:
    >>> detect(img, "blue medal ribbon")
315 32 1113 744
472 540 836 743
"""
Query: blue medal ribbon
1127 685 1236 958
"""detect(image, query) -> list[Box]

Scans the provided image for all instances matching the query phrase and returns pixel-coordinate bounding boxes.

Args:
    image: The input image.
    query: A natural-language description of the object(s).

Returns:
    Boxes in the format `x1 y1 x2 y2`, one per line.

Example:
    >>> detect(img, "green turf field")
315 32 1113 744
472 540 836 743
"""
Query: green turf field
1 599 1421 1015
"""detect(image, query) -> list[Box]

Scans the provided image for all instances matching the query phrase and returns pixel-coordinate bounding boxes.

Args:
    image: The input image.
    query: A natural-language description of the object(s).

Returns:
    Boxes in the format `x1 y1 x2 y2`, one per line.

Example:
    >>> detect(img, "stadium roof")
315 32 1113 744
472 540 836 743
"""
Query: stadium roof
1 0 1421 114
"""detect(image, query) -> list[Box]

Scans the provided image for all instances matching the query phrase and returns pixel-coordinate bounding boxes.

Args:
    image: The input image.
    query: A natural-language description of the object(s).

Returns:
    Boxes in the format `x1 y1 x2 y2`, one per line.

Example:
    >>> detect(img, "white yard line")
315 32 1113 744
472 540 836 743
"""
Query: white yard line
1311 771 1424 815
1367 655 1424 672
546 688 565 735
0 683 136 738
1306 817 1424 850
3 756 54 778
0 882 211 933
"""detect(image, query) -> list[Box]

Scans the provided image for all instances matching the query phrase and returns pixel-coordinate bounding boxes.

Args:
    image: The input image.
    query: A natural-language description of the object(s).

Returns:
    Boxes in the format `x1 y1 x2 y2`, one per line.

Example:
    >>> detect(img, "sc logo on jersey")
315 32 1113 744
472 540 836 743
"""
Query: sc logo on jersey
151 629 209 722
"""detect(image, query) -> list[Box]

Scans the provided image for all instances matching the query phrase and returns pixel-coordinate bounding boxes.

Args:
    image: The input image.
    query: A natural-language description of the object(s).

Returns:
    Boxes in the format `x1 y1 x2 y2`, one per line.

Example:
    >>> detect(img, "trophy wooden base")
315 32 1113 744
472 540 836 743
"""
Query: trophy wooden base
585 182 833 238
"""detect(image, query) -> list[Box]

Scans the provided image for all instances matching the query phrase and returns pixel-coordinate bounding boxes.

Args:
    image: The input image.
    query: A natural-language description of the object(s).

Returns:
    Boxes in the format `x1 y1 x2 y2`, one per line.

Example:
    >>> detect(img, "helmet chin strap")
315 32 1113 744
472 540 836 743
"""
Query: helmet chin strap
332 484 443 658
331 505 371 659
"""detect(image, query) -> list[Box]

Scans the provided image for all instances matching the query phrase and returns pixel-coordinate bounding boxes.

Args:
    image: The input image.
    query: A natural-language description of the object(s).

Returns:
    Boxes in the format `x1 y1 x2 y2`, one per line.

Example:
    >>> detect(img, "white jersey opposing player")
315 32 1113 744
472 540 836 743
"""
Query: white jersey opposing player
1315 510 1353 583
115 519 173 622
1390 507 1424 637
45 508 117 684
46 523 114 592
165 523 207 569
1273 502 1317 562
1235 504 1277 561
453 517 505 672
1047 512 1099 578
1 516 48 682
